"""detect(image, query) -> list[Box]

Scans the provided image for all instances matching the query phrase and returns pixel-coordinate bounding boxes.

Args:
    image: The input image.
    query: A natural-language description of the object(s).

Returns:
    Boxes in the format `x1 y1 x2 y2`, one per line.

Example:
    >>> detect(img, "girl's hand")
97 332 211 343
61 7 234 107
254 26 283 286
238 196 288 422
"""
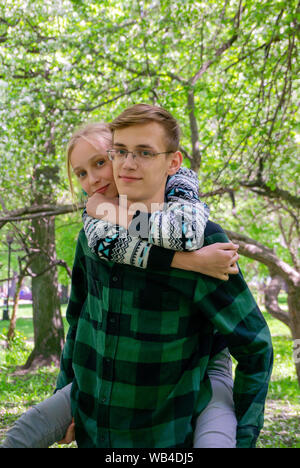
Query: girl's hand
57 418 75 445
86 193 119 221
86 193 132 228
171 243 239 280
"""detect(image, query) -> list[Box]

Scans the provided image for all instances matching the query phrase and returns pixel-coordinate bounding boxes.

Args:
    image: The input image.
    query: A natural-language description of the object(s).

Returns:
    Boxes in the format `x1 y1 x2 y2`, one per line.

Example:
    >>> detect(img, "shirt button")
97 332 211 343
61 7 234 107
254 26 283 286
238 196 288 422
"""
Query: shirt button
101 396 106 403
112 275 119 282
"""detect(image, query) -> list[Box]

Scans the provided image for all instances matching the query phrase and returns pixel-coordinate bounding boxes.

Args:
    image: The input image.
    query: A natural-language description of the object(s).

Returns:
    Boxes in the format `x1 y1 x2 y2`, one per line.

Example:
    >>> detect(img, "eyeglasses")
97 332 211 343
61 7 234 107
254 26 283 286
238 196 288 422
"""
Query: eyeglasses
107 149 173 162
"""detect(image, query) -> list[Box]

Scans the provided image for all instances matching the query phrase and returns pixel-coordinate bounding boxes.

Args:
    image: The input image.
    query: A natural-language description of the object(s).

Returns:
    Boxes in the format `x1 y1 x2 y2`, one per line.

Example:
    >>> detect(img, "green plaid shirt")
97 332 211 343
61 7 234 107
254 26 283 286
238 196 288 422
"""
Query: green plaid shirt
56 221 273 448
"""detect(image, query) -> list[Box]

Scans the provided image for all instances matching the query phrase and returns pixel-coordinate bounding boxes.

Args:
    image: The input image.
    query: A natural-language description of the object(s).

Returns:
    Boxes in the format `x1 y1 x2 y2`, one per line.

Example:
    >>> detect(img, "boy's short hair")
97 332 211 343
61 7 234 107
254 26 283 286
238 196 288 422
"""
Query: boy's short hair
110 103 181 152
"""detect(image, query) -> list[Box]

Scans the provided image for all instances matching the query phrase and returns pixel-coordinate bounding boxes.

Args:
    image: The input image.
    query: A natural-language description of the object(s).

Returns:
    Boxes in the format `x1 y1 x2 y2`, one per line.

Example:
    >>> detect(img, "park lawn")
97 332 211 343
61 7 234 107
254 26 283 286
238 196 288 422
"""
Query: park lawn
0 303 299 448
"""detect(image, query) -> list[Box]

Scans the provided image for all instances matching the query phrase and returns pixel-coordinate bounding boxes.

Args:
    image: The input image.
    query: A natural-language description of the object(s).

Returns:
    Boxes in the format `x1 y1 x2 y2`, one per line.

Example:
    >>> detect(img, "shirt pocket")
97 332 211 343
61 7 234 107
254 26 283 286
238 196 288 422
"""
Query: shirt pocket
84 275 104 326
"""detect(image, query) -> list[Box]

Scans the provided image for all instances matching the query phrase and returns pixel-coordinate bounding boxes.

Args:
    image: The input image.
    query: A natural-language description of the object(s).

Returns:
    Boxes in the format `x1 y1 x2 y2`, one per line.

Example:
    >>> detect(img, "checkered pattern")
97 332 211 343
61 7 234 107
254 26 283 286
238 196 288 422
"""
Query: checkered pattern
56 221 273 448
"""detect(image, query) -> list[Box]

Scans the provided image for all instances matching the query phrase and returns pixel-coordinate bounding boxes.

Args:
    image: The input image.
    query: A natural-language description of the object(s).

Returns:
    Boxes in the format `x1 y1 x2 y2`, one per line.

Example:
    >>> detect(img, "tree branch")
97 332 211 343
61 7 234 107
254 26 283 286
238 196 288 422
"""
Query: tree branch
240 180 300 209
199 187 237 198
190 33 239 85
63 86 142 112
264 272 290 327
224 229 300 286
187 89 201 170
0 203 84 228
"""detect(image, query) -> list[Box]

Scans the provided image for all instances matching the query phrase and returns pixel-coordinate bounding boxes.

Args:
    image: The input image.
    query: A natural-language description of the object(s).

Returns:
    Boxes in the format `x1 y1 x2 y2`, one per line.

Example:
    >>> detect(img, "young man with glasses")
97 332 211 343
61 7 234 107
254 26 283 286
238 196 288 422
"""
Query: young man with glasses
55 104 273 448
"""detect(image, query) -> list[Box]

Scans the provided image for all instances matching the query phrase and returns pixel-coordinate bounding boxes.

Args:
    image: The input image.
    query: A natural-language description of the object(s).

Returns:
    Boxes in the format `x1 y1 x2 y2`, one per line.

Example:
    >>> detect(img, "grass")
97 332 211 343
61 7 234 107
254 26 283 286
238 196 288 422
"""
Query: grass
0 301 299 448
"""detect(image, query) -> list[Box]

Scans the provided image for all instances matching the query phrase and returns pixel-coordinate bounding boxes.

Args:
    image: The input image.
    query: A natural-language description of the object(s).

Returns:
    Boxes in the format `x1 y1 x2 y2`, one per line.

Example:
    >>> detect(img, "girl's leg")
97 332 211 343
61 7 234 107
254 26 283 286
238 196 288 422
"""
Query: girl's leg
193 349 237 448
1 383 72 448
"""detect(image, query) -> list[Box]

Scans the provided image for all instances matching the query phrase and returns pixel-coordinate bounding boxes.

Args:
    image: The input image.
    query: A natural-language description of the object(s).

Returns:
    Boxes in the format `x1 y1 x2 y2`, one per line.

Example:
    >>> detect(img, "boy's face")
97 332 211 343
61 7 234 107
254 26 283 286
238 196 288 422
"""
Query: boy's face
112 122 182 209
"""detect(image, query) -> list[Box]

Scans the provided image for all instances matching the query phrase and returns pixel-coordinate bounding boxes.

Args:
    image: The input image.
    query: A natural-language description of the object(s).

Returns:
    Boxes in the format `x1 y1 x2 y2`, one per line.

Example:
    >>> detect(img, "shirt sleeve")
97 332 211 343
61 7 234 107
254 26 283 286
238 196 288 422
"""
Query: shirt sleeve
56 231 88 391
195 222 273 448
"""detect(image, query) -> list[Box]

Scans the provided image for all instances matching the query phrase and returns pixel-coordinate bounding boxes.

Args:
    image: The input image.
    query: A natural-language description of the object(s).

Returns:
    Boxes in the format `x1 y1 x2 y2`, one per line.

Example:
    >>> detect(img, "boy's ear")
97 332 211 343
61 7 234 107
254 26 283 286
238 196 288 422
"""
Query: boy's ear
167 151 183 176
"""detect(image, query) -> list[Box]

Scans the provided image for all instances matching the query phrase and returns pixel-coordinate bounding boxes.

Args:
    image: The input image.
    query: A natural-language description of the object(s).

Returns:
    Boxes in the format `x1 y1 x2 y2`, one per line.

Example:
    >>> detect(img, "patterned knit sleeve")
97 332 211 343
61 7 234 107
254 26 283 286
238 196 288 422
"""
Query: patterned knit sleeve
149 167 209 249
146 200 209 250
165 167 200 203
83 167 209 268
83 210 174 269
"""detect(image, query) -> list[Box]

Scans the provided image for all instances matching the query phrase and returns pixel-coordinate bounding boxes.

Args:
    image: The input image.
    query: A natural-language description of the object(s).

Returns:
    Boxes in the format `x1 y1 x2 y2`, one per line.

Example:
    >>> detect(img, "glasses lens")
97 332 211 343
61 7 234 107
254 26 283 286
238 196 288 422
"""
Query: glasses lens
138 150 154 159
108 149 157 161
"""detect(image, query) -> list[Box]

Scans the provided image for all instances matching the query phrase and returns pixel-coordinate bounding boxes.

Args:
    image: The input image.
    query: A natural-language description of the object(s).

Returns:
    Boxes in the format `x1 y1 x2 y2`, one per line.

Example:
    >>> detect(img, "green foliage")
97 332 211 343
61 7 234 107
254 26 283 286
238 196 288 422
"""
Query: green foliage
1 0 298 198
55 213 82 285
0 328 31 368
1 0 298 223
1 1 298 210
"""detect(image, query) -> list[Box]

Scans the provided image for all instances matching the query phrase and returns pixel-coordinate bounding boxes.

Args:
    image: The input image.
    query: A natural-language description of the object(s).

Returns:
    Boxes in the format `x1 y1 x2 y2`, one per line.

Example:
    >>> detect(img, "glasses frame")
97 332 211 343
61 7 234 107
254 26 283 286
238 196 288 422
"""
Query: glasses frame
107 149 173 162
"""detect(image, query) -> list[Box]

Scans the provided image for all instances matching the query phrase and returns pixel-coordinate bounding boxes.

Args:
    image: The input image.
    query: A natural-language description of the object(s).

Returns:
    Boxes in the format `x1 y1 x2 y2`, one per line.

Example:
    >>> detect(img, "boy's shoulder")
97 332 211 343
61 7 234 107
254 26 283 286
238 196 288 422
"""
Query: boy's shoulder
203 220 231 247
77 228 99 259
77 227 88 249
204 220 225 236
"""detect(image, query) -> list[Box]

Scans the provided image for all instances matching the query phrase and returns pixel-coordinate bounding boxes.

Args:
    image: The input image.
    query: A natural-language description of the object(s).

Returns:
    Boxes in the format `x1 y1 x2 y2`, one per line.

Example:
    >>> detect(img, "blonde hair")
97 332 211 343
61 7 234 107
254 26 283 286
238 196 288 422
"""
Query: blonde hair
67 122 112 197
110 103 181 152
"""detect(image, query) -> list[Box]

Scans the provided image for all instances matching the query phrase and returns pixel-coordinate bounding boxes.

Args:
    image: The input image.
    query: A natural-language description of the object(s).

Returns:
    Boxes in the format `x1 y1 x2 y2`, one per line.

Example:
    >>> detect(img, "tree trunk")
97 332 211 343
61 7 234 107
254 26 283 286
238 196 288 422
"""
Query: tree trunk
23 165 64 369
23 212 64 369
225 229 300 386
286 281 300 385
187 89 202 172
7 274 23 345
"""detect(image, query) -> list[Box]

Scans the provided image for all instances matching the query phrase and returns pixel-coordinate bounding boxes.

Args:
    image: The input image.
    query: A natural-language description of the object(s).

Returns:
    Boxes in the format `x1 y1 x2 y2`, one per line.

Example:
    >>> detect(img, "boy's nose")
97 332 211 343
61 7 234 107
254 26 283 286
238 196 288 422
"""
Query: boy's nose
121 153 138 169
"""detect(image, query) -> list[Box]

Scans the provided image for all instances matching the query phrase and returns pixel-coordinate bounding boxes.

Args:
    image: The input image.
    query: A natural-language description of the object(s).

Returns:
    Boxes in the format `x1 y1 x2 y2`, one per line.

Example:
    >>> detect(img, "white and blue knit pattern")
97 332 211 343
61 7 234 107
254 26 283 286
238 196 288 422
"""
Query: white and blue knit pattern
165 167 200 204
148 201 208 250
83 210 152 268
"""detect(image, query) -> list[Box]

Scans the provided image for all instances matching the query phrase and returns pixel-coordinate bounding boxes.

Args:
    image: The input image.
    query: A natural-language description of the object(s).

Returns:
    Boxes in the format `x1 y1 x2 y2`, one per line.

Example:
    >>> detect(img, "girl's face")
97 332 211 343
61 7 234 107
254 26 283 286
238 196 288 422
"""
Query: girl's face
70 137 118 198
